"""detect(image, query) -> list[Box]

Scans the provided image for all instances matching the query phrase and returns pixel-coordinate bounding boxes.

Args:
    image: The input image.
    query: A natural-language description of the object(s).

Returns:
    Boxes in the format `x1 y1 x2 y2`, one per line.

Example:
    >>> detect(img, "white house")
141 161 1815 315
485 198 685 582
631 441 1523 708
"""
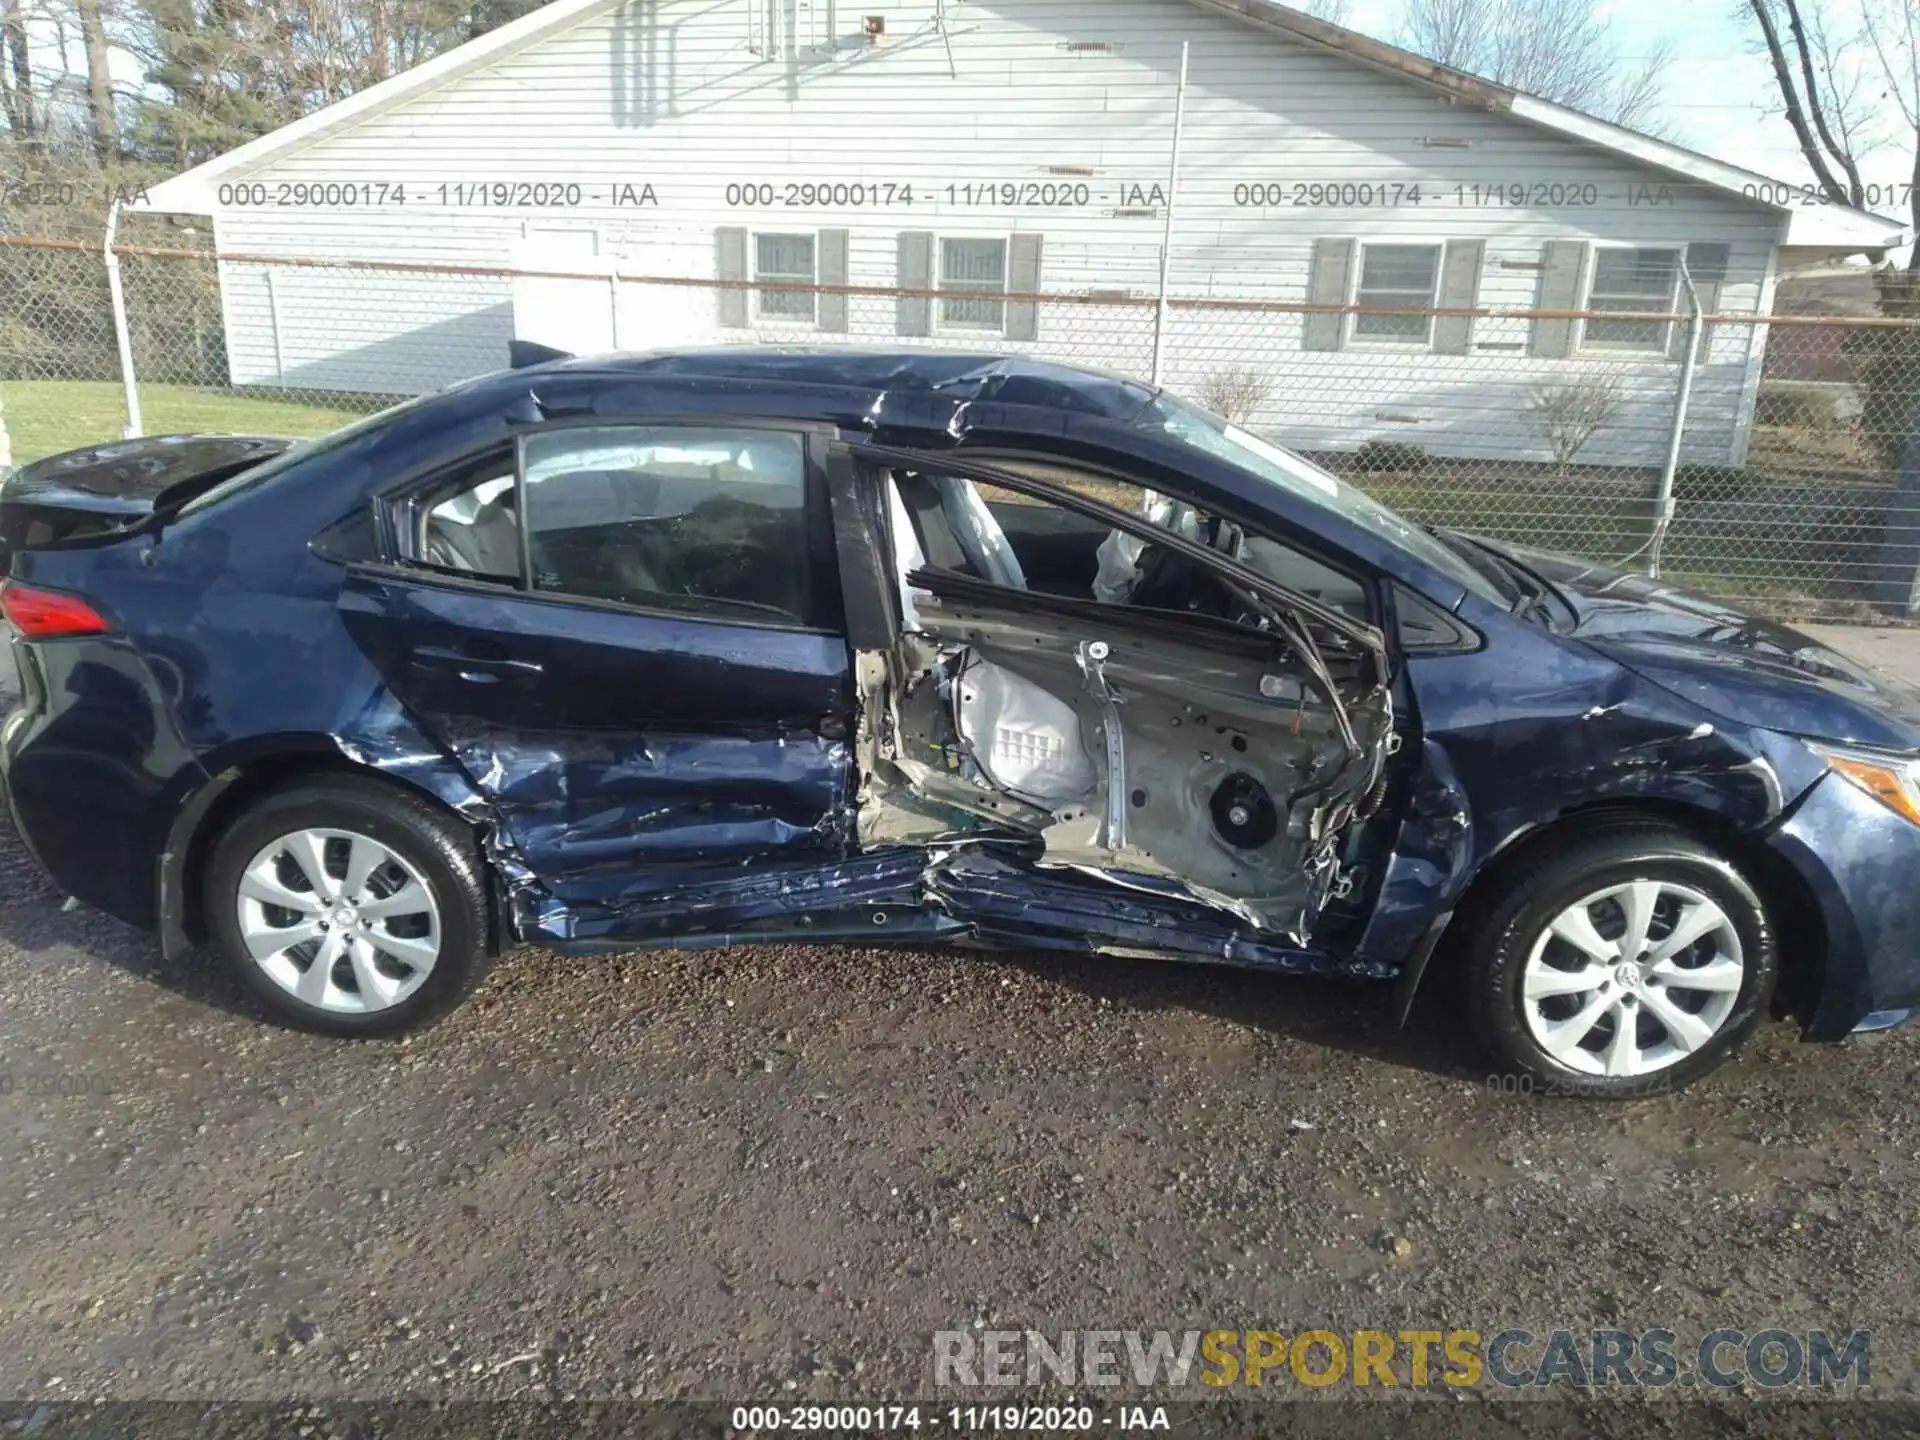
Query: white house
136 0 1909 468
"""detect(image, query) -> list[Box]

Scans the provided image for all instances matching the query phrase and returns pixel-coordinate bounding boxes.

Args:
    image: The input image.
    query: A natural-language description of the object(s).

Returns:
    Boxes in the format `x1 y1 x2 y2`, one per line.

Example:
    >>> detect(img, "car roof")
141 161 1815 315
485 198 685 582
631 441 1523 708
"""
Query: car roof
488 347 1162 421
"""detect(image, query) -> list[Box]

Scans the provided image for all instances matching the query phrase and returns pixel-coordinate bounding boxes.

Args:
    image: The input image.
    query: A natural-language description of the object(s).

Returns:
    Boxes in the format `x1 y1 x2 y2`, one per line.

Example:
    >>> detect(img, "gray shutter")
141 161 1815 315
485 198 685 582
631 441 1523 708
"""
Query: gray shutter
1006 233 1044 341
1303 238 1355 352
715 226 748 328
1528 240 1590 358
897 231 934 337
1673 241 1732 363
819 228 849 333
1432 240 1485 356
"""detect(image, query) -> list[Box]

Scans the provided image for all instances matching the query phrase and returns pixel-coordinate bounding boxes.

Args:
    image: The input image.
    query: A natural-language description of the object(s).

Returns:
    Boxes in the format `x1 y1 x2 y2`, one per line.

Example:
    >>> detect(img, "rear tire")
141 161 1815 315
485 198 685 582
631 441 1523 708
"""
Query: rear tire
204 775 491 1037
1463 824 1776 1098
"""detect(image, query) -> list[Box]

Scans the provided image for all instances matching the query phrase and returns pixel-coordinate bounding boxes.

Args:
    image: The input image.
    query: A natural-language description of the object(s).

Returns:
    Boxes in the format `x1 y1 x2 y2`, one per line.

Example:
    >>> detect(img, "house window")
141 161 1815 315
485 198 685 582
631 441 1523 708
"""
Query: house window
939 237 1008 330
1352 243 1441 345
755 233 817 322
1584 246 1680 352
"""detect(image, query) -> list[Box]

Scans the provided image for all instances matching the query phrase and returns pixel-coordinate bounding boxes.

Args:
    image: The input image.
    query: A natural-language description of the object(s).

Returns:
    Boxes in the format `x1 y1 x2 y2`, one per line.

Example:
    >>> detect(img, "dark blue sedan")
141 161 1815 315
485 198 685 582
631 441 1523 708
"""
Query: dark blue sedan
4 349 1918 1096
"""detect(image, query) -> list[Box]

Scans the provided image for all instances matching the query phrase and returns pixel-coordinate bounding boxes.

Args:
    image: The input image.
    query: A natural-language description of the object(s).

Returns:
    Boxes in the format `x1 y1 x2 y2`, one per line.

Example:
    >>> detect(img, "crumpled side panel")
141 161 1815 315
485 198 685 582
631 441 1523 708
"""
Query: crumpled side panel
550 845 933 944
328 687 546 918
441 724 848 875
331 687 860 946
929 848 1399 980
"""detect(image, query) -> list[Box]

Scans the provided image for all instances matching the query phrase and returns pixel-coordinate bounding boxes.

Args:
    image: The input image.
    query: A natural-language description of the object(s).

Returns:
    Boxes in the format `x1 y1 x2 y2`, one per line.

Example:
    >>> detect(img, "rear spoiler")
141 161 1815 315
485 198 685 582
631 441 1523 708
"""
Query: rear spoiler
508 340 575 370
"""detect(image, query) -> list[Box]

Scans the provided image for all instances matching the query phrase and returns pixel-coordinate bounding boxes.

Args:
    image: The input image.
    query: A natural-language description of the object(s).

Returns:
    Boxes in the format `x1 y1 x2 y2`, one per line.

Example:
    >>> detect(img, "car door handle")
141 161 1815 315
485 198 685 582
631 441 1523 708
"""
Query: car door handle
409 644 545 682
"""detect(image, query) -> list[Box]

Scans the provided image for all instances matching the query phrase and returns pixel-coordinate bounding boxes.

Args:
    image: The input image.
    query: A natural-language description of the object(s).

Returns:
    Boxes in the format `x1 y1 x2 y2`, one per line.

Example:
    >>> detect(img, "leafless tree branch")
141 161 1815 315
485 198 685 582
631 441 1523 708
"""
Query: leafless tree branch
1398 0 1670 129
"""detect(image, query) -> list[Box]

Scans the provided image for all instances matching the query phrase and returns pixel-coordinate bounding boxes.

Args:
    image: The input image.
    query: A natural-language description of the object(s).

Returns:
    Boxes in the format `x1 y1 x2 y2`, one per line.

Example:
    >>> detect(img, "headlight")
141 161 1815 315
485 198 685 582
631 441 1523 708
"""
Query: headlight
1808 741 1920 827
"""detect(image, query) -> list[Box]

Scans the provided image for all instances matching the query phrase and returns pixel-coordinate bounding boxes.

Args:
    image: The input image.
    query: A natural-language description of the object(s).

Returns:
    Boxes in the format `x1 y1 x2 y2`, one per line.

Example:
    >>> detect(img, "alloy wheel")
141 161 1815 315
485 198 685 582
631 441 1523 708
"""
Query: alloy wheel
1520 879 1745 1078
235 827 441 1013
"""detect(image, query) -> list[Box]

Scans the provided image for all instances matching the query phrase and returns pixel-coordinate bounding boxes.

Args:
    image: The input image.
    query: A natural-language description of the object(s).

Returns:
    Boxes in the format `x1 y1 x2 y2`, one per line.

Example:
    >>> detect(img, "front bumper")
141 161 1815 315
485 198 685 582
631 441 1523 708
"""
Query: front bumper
1765 770 1920 1040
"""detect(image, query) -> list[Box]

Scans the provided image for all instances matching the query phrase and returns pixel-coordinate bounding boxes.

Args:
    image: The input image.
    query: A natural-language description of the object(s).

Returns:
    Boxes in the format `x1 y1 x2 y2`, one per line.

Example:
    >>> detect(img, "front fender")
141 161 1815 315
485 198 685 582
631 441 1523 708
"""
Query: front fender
1355 639 1817 971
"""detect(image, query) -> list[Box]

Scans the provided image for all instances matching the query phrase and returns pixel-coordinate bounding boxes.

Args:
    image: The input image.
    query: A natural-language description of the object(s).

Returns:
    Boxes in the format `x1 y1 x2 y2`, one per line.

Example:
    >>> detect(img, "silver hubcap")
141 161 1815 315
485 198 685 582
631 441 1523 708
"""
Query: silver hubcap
1522 880 1744 1078
236 828 440 1014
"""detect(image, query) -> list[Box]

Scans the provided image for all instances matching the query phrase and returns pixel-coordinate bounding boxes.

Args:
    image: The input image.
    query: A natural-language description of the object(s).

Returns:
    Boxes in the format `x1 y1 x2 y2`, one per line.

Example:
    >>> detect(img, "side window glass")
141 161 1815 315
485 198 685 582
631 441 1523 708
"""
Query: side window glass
417 448 520 583
521 426 812 624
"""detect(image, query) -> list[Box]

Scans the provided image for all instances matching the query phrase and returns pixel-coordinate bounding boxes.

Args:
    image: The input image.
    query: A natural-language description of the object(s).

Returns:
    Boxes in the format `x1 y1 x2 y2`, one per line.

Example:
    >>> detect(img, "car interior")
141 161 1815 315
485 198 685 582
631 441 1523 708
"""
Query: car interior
416 435 812 622
880 463 1370 624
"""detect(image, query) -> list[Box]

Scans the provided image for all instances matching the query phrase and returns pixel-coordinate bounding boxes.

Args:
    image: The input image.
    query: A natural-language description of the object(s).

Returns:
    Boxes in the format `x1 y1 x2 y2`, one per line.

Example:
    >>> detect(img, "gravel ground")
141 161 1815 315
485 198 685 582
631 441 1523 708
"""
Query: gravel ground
3 630 1920 1428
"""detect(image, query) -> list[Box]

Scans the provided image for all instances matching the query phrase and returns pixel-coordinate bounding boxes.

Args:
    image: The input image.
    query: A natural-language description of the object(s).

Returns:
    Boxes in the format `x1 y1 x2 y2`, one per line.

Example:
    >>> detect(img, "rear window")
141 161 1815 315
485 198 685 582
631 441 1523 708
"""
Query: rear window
175 395 433 517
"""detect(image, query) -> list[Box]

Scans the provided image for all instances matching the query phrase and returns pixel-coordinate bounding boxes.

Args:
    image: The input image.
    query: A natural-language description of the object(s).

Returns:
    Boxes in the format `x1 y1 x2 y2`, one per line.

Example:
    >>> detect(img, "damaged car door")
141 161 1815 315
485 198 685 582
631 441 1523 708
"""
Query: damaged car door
337 421 857 944
840 444 1397 954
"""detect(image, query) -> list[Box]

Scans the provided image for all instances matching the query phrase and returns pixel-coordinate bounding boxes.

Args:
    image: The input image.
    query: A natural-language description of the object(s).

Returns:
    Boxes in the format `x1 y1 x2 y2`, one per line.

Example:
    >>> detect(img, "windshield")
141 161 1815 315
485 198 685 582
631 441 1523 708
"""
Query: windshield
174 393 438 517
1139 394 1510 606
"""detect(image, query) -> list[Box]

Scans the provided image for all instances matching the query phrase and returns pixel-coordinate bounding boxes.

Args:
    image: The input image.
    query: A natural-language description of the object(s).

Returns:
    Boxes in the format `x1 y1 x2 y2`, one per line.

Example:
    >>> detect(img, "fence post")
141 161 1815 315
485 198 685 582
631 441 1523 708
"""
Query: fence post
1647 261 1703 579
1149 40 1189 388
266 270 288 387
103 199 143 439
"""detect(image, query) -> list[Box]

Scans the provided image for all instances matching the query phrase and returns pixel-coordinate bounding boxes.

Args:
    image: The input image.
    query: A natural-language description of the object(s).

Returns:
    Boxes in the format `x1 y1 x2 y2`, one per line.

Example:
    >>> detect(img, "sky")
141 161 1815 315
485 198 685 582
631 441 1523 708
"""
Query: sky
1343 0 1917 217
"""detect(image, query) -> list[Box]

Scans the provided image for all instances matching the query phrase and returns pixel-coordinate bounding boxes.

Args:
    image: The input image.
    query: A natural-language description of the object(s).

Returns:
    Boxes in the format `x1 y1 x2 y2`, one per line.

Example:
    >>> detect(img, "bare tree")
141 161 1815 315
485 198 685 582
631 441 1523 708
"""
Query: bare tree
1198 367 1274 425
75 0 117 161
1 0 34 142
1745 0 1866 205
1527 376 1624 475
1398 0 1672 130
1745 0 1920 278
1298 0 1353 25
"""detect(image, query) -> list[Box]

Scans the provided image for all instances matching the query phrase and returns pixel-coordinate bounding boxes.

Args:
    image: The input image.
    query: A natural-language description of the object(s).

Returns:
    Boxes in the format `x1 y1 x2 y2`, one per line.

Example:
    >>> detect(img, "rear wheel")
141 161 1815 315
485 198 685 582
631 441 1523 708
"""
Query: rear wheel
1464 825 1777 1097
204 776 491 1036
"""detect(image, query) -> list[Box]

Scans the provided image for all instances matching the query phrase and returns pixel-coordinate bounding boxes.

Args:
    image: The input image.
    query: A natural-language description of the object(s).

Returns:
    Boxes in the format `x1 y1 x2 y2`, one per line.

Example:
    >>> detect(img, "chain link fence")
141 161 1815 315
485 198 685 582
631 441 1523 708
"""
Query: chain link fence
5 231 1920 624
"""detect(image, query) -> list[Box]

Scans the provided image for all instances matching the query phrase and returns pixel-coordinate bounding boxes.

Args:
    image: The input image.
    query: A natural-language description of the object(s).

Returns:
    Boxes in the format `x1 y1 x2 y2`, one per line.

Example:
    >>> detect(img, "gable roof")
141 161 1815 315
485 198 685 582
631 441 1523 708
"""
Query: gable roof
136 0 1909 253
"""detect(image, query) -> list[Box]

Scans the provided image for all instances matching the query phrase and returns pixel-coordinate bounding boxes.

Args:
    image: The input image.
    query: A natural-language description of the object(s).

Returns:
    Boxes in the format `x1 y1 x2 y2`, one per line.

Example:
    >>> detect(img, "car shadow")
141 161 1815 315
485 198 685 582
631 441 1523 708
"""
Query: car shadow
981 942 1485 1086
0 804 279 1025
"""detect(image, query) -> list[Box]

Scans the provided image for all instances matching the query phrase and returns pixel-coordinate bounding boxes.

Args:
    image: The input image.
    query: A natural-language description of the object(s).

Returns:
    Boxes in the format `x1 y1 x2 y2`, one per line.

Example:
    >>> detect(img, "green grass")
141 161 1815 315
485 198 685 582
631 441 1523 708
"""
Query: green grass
1 381 372 466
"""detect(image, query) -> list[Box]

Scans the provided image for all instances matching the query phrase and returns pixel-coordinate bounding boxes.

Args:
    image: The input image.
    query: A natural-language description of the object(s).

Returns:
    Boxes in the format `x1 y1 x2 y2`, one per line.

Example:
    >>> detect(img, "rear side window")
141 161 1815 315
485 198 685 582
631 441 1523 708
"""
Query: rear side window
521 426 811 623
418 449 520 582
395 425 819 627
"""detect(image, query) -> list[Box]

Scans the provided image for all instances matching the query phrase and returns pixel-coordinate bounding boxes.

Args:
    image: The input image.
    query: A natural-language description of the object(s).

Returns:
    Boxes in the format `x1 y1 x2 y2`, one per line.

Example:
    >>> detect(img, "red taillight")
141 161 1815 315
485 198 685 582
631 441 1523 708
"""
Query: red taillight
0 581 111 639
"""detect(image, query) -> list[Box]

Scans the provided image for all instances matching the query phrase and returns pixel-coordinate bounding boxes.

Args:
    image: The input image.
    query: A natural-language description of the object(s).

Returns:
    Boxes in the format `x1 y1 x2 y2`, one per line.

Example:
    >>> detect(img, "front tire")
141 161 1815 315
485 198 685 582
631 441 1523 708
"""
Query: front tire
204 776 491 1037
1464 824 1777 1097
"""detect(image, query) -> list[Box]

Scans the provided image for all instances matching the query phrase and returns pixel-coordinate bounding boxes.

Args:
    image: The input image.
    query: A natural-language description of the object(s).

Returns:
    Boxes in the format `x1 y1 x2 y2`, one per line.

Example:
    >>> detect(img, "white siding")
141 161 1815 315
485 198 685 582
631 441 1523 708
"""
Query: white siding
205 0 1786 465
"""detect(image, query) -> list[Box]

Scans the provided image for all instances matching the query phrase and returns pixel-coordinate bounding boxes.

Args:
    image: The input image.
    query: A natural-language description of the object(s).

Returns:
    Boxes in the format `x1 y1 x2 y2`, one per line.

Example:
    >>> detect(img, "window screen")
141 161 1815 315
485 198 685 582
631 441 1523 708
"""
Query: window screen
1353 244 1441 343
521 426 813 624
1585 247 1679 351
940 237 1008 330
755 233 817 322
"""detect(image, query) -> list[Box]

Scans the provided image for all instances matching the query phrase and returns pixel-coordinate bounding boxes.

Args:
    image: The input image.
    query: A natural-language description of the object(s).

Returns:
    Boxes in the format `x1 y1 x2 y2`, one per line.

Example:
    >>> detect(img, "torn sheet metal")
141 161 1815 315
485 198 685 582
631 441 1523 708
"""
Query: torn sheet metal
927 848 1400 980
854 573 1392 944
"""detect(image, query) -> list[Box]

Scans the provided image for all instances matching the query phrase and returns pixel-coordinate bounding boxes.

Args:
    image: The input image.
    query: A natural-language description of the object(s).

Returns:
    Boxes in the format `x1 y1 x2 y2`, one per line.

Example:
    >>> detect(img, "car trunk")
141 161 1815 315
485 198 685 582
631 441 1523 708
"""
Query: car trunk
1 434 294 574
